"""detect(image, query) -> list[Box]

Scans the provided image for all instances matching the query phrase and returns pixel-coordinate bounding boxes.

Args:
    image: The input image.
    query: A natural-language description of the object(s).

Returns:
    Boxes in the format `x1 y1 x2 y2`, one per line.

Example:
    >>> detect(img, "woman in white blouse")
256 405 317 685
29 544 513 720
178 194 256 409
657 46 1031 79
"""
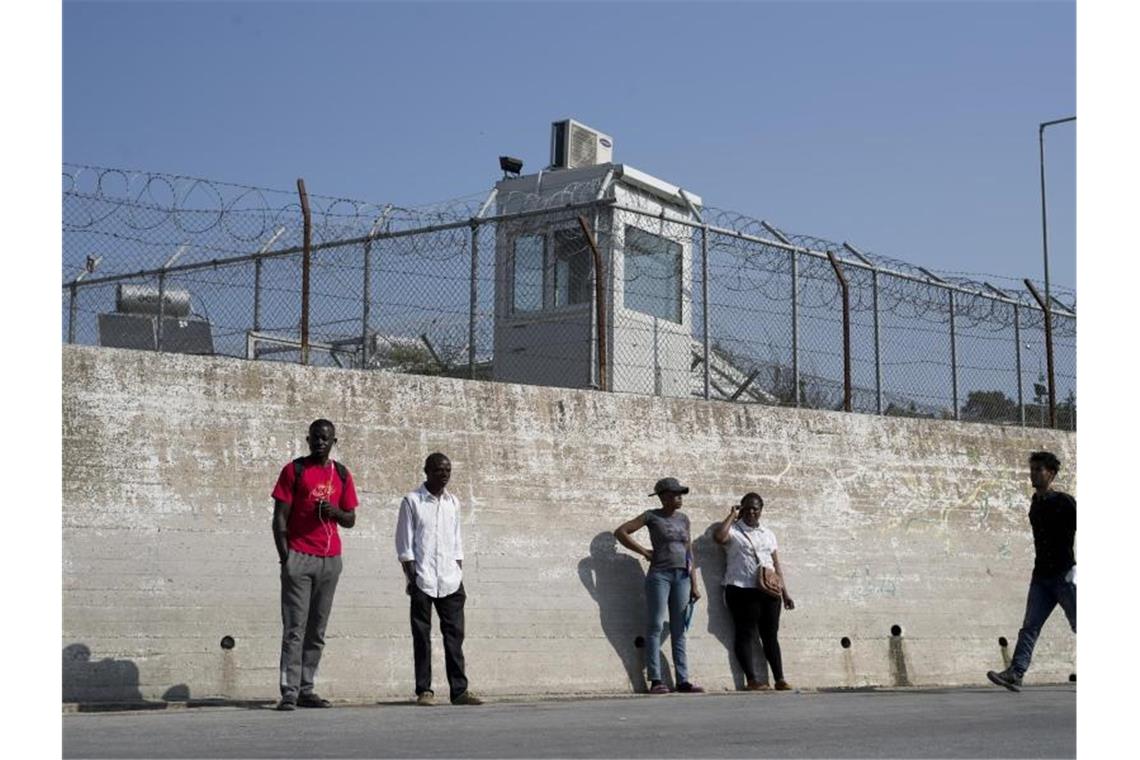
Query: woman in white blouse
713 492 795 690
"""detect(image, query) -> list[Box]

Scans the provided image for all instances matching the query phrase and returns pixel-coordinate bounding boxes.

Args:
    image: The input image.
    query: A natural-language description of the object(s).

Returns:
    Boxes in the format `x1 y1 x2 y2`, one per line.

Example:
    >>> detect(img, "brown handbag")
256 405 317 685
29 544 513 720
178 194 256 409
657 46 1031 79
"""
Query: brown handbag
757 565 784 598
741 524 783 598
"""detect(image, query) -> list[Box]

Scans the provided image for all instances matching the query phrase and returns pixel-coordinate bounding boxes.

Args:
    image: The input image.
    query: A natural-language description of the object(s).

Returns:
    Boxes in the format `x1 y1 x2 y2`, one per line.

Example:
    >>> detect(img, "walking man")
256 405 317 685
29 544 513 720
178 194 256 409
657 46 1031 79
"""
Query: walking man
987 450 1076 692
396 453 482 705
271 419 359 710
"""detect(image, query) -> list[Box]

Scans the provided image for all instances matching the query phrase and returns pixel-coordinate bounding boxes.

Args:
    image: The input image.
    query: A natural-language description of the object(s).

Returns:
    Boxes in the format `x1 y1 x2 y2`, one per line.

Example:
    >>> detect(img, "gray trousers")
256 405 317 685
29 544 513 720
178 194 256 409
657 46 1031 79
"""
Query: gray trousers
279 551 343 699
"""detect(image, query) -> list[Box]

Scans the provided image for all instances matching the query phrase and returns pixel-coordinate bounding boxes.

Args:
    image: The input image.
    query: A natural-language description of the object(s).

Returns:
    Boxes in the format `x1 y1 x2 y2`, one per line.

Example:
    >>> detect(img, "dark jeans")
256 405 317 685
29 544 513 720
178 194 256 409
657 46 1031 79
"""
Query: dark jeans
724 584 784 683
410 583 469 701
279 551 342 700
1010 574 1076 677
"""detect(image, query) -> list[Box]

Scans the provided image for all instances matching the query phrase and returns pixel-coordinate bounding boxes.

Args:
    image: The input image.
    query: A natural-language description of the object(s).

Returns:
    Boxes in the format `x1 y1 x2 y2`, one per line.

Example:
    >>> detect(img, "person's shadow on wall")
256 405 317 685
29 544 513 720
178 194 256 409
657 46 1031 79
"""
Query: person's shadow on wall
63 643 143 704
695 525 753 690
579 531 650 693
63 643 192 707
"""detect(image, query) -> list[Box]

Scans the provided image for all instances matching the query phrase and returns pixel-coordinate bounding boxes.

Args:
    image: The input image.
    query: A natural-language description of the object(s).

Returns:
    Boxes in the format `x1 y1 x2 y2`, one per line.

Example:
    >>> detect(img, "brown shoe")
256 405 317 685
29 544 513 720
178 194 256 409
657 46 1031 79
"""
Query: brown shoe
774 680 793 691
451 691 484 705
745 680 770 691
416 690 435 706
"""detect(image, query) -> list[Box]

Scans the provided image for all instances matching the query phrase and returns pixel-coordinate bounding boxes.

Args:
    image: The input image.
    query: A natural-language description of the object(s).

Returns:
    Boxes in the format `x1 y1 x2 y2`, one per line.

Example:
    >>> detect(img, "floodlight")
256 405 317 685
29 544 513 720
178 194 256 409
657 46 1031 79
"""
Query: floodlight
499 156 524 177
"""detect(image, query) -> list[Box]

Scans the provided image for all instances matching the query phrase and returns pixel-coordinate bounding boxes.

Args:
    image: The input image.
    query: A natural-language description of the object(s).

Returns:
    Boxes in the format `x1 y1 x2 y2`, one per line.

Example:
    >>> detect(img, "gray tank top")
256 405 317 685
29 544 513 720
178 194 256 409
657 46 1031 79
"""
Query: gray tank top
642 509 691 571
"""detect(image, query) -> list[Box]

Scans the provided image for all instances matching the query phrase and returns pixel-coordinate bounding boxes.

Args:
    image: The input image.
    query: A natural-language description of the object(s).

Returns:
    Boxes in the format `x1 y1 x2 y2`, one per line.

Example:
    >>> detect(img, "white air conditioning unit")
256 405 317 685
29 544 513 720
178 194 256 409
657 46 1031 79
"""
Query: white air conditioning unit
549 119 613 169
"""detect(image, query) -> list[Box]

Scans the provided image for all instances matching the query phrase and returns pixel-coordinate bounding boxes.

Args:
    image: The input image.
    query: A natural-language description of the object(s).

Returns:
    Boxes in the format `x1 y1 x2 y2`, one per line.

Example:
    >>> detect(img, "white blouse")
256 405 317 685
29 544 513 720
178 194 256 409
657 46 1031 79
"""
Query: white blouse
722 522 779 589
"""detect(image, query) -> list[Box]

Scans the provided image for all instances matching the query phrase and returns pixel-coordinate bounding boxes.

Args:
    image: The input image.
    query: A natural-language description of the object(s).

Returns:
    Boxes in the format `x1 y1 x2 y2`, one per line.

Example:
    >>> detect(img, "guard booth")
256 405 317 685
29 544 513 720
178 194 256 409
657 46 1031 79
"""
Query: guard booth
492 120 701 397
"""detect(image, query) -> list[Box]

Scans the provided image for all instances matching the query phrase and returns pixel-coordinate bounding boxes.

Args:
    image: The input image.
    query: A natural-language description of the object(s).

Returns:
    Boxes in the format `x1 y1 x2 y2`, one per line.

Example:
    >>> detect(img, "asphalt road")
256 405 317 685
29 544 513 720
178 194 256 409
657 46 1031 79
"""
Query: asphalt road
62 686 1075 759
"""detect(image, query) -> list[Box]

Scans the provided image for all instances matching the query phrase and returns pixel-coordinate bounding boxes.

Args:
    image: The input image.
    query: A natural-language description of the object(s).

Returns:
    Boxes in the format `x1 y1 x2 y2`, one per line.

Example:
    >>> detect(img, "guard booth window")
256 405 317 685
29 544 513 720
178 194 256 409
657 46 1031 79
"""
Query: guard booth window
511 234 544 313
552 227 592 308
624 225 682 323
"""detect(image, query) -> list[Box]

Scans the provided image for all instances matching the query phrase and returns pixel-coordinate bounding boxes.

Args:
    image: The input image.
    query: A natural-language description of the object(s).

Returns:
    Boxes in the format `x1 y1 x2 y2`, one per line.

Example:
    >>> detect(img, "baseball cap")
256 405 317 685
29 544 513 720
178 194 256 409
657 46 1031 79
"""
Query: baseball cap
649 477 690 497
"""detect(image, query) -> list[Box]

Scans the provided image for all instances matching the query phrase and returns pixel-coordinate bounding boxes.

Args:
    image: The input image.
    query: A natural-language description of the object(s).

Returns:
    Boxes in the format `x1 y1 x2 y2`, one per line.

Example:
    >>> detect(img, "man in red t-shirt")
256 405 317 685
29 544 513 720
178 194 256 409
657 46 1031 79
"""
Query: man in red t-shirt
271 419 359 710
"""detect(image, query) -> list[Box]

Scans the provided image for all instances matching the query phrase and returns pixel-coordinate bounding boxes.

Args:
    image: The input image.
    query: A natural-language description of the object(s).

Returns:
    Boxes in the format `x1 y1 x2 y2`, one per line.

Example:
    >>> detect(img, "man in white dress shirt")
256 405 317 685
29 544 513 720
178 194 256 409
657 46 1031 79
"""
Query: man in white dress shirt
396 452 483 706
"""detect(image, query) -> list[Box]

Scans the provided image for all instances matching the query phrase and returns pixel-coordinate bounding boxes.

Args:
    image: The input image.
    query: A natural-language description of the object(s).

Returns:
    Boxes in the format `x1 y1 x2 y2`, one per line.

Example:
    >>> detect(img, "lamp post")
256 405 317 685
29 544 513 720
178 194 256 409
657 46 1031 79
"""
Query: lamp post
1038 115 1075 428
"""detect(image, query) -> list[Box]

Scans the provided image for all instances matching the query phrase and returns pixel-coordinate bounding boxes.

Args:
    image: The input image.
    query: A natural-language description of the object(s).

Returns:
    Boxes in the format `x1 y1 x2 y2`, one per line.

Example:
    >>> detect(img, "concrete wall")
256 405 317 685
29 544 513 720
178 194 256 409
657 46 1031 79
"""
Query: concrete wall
62 346 1077 703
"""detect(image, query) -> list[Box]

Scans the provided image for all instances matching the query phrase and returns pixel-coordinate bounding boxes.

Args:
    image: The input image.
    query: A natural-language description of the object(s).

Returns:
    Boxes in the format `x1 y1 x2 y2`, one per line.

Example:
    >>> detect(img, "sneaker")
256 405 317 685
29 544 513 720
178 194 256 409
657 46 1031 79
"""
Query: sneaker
275 698 296 711
987 669 1022 693
745 680 770 691
297 693 332 708
451 691 484 705
774 680 793 691
676 682 705 693
648 681 671 694
416 690 435 706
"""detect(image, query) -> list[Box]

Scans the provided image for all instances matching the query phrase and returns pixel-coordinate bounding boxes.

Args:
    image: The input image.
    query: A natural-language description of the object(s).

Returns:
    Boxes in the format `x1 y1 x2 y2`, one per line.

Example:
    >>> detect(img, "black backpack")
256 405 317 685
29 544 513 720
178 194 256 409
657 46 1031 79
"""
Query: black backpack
292 457 349 507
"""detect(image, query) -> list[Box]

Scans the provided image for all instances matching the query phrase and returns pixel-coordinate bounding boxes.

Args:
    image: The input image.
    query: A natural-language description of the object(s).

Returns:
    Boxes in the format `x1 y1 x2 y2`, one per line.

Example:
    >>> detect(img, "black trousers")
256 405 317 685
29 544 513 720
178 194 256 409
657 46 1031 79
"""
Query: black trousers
724 584 784 682
409 583 468 701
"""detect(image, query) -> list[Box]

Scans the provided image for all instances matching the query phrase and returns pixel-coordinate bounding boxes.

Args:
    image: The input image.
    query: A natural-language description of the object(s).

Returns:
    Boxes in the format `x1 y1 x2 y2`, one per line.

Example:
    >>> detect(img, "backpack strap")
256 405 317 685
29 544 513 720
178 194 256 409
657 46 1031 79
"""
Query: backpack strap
291 457 348 506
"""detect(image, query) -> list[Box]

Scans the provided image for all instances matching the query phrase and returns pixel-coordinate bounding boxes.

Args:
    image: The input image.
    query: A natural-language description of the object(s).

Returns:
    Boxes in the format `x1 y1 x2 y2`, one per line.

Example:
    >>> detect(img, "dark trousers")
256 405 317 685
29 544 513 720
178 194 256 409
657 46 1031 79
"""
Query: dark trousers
410 583 469 701
1010 575 1077 677
724 584 784 683
279 551 342 700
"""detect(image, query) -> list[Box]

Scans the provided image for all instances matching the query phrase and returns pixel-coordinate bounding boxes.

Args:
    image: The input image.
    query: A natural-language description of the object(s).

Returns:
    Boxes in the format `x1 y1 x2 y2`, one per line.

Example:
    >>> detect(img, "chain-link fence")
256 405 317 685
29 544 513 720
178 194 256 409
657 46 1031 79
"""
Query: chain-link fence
63 163 1076 429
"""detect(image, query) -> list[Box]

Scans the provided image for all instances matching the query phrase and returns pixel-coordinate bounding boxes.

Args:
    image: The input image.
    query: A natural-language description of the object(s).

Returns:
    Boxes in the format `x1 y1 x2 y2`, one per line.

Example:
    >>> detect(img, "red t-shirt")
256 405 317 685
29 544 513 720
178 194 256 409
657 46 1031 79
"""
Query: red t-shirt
271 459 359 557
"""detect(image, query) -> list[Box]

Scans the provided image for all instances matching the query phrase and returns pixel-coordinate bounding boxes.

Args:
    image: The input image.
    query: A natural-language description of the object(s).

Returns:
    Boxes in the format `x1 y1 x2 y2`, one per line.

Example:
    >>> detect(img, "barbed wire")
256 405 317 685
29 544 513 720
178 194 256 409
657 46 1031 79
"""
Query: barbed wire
62 163 1076 428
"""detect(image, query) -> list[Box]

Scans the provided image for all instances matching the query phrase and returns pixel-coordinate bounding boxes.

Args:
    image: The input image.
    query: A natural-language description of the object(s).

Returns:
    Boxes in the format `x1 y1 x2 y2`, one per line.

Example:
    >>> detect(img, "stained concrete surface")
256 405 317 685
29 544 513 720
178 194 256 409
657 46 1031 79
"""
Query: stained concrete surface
63 687 1075 759
63 347 1077 701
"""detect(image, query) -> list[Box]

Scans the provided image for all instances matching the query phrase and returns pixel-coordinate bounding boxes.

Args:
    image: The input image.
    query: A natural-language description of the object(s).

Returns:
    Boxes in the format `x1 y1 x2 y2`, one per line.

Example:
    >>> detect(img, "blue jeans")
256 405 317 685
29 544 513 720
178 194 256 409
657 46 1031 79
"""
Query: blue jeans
645 568 691 683
1010 574 1076 677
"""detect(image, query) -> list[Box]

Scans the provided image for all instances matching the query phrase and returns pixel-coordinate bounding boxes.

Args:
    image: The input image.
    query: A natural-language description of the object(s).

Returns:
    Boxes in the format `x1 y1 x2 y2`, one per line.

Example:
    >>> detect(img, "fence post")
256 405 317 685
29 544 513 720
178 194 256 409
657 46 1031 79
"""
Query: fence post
253 258 262 334
579 215 606 389
701 226 710 401
67 282 78 344
1014 304 1024 426
297 178 312 366
826 251 852 412
468 220 479 379
156 270 166 351
843 243 881 414
251 228 283 357
792 249 799 406
156 243 187 352
872 268 882 414
949 290 959 420
1023 279 1056 428
66 257 100 345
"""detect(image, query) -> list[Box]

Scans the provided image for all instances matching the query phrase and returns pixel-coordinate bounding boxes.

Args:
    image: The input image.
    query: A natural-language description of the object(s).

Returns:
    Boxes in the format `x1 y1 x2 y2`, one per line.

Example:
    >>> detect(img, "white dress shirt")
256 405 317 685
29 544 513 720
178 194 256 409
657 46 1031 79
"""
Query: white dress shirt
395 483 464 598
723 522 779 589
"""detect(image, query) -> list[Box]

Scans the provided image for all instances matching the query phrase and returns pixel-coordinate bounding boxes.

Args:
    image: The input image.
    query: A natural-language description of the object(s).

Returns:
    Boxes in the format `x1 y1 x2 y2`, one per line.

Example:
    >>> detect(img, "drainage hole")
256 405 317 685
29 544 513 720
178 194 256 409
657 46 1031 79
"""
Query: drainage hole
220 635 235 650
998 636 1008 648
840 637 851 649
633 636 645 649
890 625 902 637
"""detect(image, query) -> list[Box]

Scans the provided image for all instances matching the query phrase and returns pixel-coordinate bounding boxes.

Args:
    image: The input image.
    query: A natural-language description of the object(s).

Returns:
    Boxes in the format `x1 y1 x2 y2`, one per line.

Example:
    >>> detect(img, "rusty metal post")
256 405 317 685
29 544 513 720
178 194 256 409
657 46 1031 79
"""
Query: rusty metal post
701 226 710 400
468 221 479 379
1023 279 1056 427
792 249 800 406
67 257 100 345
298 179 312 366
67 282 78 344
253 258 263 334
949 290 959 420
578 215 607 391
156 270 166 351
827 251 852 412
1014 304 1025 426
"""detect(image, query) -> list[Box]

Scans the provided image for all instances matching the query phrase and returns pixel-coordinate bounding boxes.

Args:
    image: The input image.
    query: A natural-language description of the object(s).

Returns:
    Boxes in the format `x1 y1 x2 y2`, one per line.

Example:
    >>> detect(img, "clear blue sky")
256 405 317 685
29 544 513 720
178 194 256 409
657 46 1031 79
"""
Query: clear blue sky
63 0 1075 292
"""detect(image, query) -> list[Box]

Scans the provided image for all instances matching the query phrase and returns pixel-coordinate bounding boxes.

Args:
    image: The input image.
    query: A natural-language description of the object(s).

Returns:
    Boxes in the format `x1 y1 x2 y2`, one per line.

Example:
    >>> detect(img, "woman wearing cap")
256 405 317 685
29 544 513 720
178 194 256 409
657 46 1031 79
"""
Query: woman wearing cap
614 477 704 695
714 492 795 691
